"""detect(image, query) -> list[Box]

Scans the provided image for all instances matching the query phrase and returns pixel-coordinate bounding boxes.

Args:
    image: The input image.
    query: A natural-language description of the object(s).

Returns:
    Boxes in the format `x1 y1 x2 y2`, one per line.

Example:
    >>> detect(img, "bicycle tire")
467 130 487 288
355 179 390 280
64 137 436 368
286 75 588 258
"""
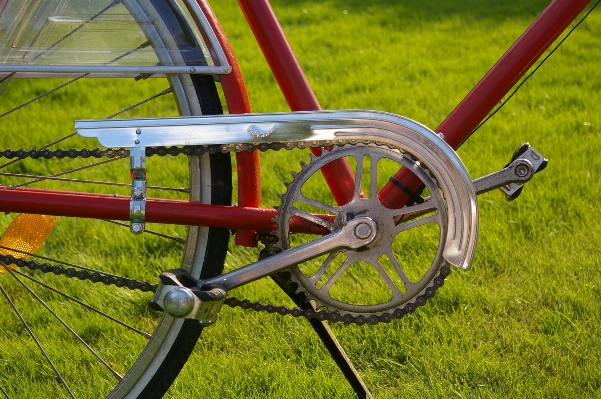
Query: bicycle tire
0 1 231 398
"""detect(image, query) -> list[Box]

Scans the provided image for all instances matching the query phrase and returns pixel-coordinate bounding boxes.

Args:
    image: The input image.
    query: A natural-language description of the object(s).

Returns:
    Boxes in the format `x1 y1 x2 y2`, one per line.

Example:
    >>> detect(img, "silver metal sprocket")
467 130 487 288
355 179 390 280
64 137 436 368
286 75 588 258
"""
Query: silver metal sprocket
274 143 453 318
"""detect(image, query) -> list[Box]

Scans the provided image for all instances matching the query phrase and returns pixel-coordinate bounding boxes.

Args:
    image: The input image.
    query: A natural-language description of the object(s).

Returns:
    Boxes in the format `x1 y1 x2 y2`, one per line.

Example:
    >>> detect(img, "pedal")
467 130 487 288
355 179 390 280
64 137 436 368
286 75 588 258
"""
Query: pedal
149 269 226 325
501 143 547 201
472 143 547 201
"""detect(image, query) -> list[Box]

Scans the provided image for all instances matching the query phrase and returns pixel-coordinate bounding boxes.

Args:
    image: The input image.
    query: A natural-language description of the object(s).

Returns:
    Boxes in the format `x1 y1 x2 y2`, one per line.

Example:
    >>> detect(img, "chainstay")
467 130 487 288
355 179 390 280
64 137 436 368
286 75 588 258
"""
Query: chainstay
0 139 442 325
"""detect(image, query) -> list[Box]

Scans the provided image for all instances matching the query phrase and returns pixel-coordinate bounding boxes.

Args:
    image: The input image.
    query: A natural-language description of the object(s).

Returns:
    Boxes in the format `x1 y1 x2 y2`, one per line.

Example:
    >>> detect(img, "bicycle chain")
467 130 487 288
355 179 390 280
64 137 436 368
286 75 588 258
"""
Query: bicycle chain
223 262 450 325
0 253 156 292
0 139 447 325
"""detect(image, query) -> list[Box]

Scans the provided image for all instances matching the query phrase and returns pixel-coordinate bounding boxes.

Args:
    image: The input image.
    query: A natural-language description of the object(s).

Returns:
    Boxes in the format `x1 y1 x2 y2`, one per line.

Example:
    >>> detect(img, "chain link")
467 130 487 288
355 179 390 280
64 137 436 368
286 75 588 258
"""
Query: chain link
224 263 450 325
0 139 444 325
1 253 156 292
0 139 362 161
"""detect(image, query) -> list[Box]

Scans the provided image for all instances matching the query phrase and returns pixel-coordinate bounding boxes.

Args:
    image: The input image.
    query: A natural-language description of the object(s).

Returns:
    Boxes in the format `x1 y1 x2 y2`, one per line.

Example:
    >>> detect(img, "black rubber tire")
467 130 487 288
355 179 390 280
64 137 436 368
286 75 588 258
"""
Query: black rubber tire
132 74 231 399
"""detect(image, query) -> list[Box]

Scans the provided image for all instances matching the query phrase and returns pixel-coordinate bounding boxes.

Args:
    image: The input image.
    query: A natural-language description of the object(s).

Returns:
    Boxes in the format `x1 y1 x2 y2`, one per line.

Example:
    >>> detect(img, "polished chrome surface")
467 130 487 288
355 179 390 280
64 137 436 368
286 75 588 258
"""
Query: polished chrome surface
163 287 196 317
129 147 146 234
202 217 377 290
151 284 225 324
76 109 478 270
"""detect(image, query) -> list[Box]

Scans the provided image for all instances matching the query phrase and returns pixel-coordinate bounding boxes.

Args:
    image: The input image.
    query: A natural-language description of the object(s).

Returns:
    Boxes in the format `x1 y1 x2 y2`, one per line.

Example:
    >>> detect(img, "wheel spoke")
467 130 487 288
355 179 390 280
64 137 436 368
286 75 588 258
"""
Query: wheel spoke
4 267 123 381
101 220 186 243
0 87 172 172
0 282 76 399
0 75 89 119
7 156 127 189
0 172 189 193
25 0 121 64
0 244 142 282
0 385 10 399
14 270 152 339
0 72 14 96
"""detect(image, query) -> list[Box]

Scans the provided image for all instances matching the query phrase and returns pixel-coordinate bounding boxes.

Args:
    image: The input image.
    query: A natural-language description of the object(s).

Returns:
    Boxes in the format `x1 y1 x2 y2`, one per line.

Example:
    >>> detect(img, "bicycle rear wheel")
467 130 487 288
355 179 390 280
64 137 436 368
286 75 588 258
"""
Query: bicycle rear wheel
0 1 231 398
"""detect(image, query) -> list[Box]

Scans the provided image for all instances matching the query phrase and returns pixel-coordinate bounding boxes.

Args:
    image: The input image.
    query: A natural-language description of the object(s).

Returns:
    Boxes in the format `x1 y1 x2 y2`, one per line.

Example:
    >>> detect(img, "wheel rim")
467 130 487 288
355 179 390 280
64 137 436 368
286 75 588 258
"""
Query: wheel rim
0 2 228 398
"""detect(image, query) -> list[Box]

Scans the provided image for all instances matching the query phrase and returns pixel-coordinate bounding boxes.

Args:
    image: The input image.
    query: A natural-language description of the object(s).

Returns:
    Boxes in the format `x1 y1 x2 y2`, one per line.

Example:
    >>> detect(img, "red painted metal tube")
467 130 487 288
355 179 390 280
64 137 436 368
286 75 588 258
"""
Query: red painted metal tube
379 0 592 209
193 0 261 246
237 0 356 206
0 186 330 235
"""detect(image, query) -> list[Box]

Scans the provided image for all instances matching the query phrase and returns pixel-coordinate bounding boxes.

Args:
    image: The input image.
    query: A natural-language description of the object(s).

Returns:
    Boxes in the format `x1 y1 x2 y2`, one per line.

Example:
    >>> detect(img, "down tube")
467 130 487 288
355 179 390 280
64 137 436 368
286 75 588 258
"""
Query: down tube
237 0 357 206
378 0 593 208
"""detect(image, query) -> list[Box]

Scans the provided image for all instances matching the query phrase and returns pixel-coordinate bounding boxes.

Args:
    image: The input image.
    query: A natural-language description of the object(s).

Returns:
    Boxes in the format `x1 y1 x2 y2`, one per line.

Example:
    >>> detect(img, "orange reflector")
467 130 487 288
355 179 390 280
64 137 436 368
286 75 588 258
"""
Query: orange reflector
0 214 57 272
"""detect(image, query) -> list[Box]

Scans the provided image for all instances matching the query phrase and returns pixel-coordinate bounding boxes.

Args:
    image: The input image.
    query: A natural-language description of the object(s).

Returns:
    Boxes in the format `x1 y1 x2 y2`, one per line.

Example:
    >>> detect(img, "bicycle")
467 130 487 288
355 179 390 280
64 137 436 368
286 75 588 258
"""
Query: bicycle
0 0 598 398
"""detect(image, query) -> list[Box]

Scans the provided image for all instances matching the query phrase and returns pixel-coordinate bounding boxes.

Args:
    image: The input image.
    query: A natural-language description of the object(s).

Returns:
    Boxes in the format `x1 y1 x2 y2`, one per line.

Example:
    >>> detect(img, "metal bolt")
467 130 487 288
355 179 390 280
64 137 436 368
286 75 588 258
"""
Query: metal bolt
135 129 141 135
131 222 144 234
132 187 144 198
515 163 530 178
163 287 195 317
134 139 140 145
190 67 196 73
354 222 372 239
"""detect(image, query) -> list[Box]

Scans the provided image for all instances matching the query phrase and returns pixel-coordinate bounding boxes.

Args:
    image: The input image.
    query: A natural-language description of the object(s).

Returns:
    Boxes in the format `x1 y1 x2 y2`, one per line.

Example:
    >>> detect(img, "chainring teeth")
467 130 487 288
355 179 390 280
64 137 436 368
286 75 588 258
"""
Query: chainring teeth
274 143 451 318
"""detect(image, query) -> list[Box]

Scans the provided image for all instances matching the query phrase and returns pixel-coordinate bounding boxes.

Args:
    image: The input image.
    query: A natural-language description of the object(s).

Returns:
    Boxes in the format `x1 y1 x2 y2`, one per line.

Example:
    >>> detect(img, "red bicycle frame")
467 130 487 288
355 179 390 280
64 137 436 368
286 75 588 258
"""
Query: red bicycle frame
0 0 593 244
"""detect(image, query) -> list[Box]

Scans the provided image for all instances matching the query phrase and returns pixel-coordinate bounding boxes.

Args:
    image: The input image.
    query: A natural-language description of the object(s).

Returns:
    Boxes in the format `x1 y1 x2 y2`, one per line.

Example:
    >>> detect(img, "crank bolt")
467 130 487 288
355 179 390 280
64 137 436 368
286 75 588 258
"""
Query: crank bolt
354 222 372 239
164 287 195 317
515 163 530 178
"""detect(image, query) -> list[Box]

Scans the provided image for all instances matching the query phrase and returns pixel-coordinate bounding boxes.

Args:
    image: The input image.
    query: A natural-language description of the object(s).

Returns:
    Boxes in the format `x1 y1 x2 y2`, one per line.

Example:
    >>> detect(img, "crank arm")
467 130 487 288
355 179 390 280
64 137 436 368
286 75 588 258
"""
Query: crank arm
204 216 377 290
472 158 534 195
400 144 547 221
150 217 376 322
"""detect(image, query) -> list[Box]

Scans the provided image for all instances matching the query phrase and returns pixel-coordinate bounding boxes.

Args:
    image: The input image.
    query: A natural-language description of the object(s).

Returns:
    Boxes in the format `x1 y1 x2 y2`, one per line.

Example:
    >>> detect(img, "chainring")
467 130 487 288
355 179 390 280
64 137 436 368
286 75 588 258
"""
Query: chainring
274 144 453 319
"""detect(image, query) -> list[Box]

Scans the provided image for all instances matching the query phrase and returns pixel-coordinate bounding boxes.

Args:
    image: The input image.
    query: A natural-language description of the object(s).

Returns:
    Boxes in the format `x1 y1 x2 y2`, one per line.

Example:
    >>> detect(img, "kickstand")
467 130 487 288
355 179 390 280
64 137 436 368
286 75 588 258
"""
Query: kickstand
271 272 373 399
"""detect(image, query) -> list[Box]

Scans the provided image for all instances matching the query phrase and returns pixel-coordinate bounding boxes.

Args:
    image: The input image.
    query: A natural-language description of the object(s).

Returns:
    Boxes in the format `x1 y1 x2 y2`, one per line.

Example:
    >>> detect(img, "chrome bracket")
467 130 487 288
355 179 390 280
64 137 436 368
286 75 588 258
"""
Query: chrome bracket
129 146 146 234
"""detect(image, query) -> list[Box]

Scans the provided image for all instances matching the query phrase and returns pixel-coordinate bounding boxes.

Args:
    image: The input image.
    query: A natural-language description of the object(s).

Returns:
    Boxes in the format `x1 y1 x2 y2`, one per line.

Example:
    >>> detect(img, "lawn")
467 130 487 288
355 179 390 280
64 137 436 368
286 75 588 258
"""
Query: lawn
168 1 601 398
0 0 600 398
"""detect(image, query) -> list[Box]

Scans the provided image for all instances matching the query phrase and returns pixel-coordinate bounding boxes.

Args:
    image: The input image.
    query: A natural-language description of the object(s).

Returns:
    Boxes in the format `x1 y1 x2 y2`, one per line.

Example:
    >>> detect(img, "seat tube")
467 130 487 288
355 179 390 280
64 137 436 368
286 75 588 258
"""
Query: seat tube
193 0 262 246
238 0 357 206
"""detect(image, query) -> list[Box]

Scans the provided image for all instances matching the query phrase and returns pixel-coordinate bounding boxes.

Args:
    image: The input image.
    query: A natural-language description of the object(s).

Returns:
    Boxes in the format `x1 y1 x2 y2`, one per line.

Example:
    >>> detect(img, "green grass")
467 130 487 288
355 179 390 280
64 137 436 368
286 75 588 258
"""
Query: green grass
0 0 600 398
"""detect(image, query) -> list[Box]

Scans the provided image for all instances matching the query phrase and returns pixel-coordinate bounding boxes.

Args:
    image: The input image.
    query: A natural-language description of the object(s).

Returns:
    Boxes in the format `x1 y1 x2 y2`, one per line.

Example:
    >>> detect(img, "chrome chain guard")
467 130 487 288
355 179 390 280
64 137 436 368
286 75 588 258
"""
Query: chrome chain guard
76 110 479 271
